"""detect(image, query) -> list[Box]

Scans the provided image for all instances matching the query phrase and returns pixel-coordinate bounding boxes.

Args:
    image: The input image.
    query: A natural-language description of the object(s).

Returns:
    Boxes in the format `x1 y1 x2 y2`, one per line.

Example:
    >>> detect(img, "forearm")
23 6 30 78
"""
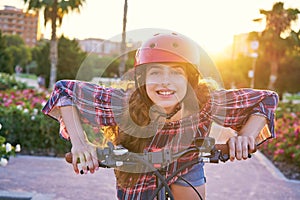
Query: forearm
238 114 267 139
60 106 88 146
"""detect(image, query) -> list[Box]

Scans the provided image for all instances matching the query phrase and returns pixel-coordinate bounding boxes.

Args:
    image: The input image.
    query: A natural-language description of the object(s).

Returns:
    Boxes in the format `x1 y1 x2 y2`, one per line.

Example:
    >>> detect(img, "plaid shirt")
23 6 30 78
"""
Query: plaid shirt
42 80 279 200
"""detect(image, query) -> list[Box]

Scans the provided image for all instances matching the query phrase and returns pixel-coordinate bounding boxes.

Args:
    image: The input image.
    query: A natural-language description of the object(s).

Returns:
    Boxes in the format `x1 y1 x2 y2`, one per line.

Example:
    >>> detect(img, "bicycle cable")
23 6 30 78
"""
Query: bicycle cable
176 175 203 200
149 153 203 200
128 152 175 200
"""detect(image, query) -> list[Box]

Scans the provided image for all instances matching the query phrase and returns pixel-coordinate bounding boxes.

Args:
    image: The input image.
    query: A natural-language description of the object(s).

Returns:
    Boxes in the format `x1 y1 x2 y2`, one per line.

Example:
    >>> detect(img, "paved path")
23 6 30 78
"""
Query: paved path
0 151 299 200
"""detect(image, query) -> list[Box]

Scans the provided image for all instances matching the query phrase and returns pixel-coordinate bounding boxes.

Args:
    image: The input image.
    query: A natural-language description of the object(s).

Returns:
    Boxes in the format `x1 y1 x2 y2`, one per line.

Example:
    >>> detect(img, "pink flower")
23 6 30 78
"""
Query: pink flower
4 101 11 107
290 112 297 118
275 143 281 147
274 149 284 155
15 101 25 106
295 128 299 138
291 153 295 159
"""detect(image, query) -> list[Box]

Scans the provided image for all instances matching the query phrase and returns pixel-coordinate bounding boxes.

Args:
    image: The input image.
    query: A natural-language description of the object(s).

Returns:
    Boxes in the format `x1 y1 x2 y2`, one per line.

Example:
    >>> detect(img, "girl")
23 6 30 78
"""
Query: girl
42 32 279 200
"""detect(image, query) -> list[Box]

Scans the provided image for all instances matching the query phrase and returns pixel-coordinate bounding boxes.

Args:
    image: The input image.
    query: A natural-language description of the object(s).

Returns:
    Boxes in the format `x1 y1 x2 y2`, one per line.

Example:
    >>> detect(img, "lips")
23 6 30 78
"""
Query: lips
156 90 175 96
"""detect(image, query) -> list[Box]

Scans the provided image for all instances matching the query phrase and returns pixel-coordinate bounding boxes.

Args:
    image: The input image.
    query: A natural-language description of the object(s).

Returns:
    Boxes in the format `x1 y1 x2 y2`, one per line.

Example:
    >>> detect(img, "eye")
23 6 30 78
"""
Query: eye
147 69 161 76
149 71 159 75
171 67 185 75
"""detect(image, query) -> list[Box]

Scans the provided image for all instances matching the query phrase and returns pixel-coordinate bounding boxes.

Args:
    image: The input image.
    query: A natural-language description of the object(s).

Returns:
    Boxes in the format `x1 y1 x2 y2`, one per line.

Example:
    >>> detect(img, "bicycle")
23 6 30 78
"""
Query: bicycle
65 137 242 200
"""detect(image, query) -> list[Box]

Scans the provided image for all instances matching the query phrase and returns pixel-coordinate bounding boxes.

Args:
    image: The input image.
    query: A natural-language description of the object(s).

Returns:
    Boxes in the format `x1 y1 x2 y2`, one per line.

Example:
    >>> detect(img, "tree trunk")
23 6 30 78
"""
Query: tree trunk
48 0 58 89
268 60 278 90
49 40 58 89
118 0 128 78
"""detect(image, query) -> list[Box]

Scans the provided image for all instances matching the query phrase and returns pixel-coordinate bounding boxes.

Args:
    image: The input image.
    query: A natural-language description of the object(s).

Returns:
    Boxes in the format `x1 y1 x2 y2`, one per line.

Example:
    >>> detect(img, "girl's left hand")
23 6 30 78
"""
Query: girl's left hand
227 135 257 161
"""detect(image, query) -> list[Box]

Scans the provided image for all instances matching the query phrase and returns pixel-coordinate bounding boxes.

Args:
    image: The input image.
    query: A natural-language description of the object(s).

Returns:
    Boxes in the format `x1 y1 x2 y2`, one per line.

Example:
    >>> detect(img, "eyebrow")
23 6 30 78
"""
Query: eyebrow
148 64 185 69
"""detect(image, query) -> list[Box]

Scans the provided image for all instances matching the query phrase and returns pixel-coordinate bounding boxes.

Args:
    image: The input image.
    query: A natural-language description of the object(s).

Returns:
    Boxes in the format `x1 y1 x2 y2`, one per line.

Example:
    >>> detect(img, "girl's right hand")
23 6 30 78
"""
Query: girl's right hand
71 142 99 174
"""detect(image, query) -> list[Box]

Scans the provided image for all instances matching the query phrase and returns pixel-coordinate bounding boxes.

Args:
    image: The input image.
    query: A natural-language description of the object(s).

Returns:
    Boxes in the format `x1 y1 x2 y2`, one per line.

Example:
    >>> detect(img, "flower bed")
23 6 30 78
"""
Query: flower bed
260 102 300 180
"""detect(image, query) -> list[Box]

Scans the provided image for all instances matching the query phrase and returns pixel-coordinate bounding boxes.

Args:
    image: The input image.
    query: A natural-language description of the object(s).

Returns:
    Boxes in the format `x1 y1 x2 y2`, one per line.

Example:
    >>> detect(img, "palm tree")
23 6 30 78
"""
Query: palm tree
118 0 128 77
259 2 299 90
23 0 85 89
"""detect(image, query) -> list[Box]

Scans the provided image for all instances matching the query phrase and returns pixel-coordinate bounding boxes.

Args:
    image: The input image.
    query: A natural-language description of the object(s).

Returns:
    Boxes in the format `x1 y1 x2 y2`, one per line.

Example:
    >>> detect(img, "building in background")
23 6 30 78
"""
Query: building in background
78 38 121 57
0 5 40 47
78 38 141 57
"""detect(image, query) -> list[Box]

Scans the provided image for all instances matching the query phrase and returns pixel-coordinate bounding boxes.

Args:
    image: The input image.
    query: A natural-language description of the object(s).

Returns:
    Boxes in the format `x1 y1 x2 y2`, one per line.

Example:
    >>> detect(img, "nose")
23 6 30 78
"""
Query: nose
160 71 170 85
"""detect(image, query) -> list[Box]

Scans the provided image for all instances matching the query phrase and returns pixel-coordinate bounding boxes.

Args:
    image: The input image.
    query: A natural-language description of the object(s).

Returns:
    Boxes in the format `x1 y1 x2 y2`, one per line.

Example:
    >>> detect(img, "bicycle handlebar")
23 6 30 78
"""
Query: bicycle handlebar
65 137 232 169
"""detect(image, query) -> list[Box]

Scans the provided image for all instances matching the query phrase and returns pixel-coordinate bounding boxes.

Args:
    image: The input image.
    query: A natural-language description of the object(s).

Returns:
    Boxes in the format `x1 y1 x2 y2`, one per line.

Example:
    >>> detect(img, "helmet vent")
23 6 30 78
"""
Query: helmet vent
172 43 179 48
149 43 156 48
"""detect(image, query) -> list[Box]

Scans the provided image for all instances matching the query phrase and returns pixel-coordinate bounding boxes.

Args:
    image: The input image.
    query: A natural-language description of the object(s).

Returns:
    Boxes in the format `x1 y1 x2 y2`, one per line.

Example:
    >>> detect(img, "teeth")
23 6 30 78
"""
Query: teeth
157 91 174 95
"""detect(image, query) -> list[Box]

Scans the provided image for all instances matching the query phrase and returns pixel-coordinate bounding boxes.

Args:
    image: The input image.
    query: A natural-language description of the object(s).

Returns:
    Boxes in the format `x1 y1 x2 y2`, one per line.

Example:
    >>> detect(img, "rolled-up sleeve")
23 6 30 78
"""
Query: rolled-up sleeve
42 80 125 139
203 89 279 145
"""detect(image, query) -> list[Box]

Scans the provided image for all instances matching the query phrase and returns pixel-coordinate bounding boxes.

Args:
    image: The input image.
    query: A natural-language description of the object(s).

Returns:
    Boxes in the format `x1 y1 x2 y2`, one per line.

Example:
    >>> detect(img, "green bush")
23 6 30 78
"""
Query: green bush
0 87 71 156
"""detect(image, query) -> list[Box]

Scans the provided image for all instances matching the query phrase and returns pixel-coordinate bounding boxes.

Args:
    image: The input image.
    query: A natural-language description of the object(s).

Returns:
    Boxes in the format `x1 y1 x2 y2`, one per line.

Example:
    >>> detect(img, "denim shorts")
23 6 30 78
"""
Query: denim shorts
173 162 206 187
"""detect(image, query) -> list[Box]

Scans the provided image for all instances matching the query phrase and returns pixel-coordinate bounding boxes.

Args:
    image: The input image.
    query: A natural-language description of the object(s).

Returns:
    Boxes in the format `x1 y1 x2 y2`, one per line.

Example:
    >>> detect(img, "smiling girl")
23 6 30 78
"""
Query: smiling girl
42 32 279 200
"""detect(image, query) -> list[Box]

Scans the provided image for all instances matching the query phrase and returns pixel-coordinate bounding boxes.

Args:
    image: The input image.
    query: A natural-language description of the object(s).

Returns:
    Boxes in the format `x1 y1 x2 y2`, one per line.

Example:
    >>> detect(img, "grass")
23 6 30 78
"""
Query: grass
285 95 300 100
14 73 37 80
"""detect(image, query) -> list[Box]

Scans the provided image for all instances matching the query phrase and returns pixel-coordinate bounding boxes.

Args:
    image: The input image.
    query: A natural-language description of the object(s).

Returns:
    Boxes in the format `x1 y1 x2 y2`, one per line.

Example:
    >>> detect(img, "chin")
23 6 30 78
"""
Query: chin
157 102 178 110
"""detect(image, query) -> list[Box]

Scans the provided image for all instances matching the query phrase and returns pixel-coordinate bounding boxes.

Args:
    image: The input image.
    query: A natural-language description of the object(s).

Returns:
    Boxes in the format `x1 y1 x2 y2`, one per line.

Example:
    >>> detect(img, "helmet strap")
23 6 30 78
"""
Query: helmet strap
150 103 182 120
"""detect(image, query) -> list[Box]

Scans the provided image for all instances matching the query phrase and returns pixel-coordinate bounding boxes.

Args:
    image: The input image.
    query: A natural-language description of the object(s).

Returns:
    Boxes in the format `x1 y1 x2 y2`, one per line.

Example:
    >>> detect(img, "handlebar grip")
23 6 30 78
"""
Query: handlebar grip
214 144 229 154
214 143 256 159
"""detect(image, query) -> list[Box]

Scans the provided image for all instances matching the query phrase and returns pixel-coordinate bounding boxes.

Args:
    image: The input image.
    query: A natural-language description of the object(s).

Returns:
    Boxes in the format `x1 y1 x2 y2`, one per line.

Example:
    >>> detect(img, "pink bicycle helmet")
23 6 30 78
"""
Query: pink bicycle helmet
134 32 200 67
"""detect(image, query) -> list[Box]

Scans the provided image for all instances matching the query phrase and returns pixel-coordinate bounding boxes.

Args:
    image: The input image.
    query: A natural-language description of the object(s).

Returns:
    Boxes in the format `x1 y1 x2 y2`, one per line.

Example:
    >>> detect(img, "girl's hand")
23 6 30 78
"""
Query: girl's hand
226 114 266 161
227 135 257 161
60 106 99 174
71 142 99 174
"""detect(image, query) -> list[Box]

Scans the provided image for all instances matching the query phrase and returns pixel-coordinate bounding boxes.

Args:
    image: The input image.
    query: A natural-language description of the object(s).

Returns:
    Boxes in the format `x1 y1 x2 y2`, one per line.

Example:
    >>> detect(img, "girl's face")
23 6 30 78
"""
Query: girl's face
145 63 188 112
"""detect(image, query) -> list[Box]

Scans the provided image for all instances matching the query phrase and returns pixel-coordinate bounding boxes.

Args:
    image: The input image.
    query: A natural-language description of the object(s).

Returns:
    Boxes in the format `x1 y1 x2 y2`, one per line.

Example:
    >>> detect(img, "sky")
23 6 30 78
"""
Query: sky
1 0 300 54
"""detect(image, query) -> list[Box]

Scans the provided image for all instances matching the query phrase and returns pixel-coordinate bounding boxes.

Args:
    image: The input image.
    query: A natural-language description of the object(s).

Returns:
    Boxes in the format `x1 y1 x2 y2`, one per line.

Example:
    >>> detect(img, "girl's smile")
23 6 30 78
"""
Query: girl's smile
156 89 175 96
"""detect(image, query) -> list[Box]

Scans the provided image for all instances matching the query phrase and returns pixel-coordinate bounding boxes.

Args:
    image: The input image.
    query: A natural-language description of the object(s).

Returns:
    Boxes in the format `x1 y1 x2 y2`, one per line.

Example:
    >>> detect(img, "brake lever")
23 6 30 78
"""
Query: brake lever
207 147 230 163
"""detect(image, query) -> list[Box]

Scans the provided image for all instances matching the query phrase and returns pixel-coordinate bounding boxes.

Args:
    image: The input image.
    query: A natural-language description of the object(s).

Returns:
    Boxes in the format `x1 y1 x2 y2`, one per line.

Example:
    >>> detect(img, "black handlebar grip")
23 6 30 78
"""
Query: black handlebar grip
214 144 229 154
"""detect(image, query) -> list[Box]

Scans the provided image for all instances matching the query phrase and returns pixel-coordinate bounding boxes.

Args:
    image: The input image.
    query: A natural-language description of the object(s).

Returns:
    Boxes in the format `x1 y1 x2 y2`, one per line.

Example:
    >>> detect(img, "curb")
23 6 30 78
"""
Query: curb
254 150 300 184
0 190 55 200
